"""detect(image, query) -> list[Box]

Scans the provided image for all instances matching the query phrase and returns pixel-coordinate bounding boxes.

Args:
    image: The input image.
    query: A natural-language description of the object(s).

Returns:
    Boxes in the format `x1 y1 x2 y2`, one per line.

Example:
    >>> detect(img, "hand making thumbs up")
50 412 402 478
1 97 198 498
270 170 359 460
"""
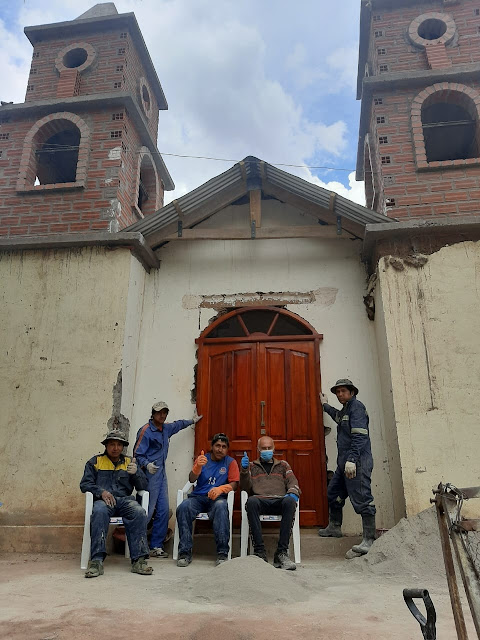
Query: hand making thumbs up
192 450 208 476
127 457 138 475
241 451 250 469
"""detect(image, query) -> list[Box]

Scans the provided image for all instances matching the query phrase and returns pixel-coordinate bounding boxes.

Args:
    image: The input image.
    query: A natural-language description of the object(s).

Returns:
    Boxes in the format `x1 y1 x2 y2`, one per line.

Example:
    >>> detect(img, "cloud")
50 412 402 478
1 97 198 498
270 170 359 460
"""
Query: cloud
0 0 365 208
326 46 359 93
0 19 32 104
307 171 366 206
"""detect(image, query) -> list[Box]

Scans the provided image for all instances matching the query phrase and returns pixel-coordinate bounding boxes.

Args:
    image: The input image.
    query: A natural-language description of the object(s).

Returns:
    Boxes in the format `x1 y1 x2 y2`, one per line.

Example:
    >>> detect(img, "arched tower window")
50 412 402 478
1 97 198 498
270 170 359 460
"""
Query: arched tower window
422 94 478 162
134 148 159 217
363 135 378 211
411 83 480 169
16 112 90 192
35 123 80 184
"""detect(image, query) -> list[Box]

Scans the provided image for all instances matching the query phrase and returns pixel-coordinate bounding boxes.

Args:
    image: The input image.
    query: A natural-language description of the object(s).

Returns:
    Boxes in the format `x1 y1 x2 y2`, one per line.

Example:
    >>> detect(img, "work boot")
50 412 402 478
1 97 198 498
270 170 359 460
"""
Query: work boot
273 551 296 571
215 554 228 566
318 507 343 538
177 554 192 567
350 515 376 556
85 559 104 578
131 557 153 575
253 549 268 562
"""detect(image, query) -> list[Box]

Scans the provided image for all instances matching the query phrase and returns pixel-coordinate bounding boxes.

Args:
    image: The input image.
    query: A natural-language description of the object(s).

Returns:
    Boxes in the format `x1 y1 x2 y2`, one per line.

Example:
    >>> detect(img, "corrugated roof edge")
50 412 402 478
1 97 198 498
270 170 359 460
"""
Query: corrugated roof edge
125 156 396 237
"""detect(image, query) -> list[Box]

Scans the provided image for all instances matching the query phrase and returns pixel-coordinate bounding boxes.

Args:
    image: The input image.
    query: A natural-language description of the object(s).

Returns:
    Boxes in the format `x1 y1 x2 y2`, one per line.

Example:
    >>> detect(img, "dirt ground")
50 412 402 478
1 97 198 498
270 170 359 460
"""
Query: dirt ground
0 552 476 640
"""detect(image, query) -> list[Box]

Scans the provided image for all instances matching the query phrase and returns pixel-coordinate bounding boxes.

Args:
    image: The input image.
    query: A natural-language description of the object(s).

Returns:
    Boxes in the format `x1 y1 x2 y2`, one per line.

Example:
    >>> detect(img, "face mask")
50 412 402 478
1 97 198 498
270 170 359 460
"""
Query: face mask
260 450 274 461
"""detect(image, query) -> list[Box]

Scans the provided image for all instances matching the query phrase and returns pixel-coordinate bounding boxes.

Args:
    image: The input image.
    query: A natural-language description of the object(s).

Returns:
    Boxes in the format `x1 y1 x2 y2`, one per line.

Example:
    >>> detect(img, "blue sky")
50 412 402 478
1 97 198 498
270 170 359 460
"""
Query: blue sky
0 0 365 204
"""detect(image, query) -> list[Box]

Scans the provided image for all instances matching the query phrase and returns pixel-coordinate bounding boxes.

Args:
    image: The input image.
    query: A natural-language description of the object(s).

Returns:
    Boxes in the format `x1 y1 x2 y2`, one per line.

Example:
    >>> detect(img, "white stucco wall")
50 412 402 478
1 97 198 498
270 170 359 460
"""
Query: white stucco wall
376 241 480 516
129 200 397 533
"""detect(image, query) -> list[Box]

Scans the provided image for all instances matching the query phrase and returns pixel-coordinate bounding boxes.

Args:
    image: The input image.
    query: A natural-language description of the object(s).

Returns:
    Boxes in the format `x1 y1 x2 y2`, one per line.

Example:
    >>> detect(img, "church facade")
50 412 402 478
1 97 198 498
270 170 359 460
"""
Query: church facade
0 1 478 552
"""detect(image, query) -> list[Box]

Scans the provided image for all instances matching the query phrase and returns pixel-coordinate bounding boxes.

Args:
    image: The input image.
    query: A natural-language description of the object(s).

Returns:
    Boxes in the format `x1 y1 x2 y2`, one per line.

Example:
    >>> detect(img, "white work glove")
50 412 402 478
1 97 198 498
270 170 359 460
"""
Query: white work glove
345 461 356 479
192 407 203 424
147 462 159 475
320 392 328 405
127 457 137 475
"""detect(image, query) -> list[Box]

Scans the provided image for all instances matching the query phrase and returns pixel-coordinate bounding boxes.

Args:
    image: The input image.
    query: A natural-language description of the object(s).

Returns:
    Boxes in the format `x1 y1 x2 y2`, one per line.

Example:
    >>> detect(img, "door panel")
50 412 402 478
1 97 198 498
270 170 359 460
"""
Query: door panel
196 343 257 453
258 342 325 525
197 338 327 526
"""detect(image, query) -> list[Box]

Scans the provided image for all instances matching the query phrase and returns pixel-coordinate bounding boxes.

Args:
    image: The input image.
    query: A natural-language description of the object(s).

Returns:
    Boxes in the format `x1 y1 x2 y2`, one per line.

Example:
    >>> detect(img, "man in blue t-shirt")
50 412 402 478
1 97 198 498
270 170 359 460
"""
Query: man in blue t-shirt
176 432 240 567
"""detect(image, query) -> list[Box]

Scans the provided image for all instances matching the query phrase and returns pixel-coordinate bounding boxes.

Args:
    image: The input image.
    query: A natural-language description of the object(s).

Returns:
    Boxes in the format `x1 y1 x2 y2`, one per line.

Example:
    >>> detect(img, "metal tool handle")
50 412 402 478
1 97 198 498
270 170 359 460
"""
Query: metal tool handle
403 588 437 640
260 401 265 426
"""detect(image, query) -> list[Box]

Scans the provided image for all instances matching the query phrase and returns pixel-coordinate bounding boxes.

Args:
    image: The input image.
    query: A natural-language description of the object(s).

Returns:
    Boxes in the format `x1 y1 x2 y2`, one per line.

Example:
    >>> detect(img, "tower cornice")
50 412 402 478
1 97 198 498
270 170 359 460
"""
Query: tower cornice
24 12 167 110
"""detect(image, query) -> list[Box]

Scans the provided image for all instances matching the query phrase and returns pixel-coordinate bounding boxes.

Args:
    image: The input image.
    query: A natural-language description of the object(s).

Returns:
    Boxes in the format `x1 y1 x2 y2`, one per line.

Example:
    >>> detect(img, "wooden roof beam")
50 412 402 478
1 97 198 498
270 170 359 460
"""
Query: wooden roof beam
163 226 356 241
147 181 247 247
262 182 365 239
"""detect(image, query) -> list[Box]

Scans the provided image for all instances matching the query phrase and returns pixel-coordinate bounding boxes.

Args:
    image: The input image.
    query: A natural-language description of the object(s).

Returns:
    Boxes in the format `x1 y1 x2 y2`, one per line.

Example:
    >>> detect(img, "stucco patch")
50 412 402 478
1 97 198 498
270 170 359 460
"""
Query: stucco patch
312 287 338 306
182 289 339 310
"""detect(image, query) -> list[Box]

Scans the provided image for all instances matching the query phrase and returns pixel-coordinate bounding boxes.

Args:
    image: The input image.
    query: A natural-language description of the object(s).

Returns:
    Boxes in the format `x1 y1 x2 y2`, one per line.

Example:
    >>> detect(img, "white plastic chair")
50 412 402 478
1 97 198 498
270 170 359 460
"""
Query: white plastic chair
80 490 149 569
172 482 235 561
240 490 301 564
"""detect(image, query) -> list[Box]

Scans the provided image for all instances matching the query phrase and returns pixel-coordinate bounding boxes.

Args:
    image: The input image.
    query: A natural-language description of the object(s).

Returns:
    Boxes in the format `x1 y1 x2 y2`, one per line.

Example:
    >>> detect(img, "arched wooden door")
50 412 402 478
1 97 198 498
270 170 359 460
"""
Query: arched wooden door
195 307 328 526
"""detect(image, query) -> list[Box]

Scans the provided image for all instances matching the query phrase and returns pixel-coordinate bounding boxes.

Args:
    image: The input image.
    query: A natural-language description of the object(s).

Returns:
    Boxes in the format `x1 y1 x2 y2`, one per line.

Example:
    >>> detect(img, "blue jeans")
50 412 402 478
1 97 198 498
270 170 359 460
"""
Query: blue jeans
245 495 297 554
90 496 149 562
327 454 376 516
149 472 170 549
176 495 230 558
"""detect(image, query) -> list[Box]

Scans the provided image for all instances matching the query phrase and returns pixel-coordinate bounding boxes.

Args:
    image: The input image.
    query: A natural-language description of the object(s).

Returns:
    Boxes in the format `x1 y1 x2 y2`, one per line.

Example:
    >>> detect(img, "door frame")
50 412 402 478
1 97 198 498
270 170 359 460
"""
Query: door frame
195 307 327 526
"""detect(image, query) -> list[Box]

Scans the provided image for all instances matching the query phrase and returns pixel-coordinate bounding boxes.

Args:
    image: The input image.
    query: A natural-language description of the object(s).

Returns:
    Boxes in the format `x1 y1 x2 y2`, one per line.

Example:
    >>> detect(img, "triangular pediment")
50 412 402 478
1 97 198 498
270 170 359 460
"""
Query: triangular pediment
126 156 394 248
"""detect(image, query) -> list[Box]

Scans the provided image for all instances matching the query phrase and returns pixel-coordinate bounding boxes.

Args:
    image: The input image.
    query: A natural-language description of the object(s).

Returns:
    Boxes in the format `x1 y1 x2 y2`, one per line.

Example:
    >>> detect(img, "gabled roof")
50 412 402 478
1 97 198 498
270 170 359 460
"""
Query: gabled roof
126 156 395 248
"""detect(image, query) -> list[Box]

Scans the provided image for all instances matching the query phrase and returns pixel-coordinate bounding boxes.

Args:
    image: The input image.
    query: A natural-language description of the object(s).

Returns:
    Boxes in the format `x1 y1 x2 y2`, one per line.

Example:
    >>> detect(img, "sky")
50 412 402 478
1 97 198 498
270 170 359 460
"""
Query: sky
0 0 365 206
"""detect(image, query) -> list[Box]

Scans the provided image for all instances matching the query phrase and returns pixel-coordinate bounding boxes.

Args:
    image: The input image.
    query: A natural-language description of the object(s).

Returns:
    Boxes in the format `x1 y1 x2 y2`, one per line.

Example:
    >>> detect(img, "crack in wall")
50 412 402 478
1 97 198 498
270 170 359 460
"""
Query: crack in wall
106 370 130 437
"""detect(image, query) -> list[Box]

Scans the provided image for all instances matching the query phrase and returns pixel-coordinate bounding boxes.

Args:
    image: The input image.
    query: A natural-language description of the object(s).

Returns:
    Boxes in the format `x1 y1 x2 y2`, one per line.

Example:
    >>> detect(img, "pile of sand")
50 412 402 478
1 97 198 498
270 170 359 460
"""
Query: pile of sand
352 506 445 578
182 556 312 605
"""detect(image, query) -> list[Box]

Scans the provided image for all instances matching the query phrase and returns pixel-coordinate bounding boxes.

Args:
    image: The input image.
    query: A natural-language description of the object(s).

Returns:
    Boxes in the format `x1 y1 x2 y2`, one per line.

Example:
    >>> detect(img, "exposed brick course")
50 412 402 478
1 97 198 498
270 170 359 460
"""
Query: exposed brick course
361 0 480 220
0 13 166 238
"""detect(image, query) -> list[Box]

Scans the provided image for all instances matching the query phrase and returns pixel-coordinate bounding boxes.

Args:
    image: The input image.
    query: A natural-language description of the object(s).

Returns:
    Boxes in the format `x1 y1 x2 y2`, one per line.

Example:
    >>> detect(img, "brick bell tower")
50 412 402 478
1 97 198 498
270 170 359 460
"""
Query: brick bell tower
357 0 480 220
0 2 174 237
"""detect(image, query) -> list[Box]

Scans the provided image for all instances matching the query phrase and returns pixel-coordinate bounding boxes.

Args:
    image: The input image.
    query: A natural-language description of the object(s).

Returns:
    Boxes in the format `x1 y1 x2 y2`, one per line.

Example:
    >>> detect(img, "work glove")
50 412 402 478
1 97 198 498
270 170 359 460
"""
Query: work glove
147 462 159 475
192 450 208 475
127 457 137 475
101 490 116 507
320 392 328 405
192 408 203 424
286 493 299 502
208 484 233 501
344 461 356 479
241 451 249 469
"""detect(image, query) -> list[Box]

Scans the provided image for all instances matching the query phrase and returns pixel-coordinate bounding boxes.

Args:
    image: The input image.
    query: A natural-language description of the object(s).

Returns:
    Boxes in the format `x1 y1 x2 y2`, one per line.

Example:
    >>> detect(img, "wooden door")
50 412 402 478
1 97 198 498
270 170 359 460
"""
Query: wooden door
195 307 328 526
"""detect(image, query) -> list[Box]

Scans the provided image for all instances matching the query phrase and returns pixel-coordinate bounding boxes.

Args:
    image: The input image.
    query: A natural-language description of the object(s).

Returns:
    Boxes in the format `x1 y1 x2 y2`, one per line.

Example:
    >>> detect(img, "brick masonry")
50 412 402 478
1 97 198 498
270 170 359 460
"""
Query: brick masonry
0 18 165 237
362 0 480 220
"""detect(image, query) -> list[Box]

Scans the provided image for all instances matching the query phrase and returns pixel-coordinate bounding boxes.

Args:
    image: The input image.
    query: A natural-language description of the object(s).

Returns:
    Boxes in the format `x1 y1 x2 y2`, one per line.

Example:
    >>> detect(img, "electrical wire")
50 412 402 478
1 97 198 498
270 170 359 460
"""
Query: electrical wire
29 142 356 172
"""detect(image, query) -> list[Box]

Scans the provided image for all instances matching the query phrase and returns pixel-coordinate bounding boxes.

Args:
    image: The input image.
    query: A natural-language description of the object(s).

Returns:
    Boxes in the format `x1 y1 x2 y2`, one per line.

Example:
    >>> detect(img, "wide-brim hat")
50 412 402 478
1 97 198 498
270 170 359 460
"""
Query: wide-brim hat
330 378 359 395
101 430 129 446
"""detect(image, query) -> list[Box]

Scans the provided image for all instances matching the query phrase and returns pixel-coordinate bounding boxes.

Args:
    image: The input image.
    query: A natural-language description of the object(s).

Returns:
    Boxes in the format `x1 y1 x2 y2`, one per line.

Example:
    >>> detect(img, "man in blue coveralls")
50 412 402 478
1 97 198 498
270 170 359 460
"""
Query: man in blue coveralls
176 432 240 567
318 378 376 558
134 401 203 558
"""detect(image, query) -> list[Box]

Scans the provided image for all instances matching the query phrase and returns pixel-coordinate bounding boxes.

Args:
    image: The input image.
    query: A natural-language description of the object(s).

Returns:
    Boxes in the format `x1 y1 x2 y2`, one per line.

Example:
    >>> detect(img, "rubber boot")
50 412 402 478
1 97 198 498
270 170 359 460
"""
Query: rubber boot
318 506 343 538
350 515 376 555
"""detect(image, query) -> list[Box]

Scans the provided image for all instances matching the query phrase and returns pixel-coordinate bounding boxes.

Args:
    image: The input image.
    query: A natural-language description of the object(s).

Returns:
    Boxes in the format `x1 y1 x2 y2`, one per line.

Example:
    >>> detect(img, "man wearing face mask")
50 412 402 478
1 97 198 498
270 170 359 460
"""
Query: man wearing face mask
240 436 300 570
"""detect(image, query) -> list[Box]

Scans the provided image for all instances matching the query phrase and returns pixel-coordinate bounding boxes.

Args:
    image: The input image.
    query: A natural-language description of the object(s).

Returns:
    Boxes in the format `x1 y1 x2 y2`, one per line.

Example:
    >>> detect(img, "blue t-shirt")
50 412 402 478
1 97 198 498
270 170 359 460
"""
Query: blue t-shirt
191 453 239 496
